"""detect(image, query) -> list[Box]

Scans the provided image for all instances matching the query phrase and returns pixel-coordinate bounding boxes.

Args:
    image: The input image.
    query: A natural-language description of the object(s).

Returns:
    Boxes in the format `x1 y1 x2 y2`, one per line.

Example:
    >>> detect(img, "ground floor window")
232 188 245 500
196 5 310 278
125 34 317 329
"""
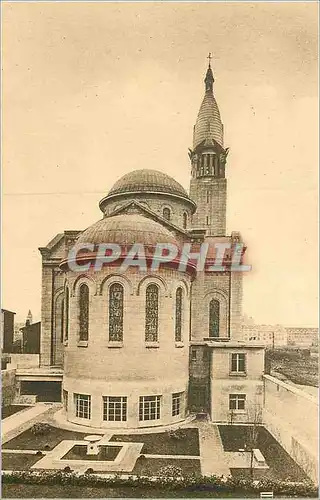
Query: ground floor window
103 396 127 421
172 392 183 416
74 393 91 419
229 393 246 411
139 395 161 421
63 389 68 412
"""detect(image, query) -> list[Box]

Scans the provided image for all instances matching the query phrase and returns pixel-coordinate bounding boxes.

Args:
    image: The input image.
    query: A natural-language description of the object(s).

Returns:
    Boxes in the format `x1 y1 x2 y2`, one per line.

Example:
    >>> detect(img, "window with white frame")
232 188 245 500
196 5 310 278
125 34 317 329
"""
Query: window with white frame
139 395 161 421
74 393 91 419
103 396 127 422
229 394 246 411
172 392 183 416
231 353 246 373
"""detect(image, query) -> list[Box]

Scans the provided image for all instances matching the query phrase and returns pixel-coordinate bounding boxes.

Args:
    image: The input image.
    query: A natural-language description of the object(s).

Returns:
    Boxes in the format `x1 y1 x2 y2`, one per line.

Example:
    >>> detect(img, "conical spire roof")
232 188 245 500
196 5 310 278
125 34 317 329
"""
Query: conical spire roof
193 60 224 149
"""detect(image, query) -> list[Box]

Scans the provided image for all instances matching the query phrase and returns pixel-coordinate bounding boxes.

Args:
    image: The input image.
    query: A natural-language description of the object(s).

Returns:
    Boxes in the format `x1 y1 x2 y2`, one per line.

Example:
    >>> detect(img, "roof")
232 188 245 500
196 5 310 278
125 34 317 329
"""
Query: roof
193 90 224 149
76 213 179 247
99 169 193 210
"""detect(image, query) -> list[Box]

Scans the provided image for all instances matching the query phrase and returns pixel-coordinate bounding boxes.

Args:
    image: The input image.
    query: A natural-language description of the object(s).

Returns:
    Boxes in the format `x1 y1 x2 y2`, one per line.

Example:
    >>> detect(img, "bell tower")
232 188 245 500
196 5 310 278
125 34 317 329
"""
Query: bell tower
189 56 229 235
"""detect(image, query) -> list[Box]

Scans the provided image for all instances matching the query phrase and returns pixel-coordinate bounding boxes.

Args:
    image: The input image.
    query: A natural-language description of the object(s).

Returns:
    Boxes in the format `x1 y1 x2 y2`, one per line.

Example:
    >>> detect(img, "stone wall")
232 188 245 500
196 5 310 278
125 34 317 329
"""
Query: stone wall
1 368 16 406
263 374 318 483
190 177 227 234
8 354 40 369
103 193 193 230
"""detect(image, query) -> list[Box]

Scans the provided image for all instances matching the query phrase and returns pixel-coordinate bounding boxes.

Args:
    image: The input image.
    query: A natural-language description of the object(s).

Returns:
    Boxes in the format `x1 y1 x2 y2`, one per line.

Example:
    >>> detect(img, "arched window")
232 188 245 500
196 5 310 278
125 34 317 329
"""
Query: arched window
60 298 64 343
65 287 69 341
109 283 124 341
145 284 159 342
183 212 188 229
175 287 183 342
79 284 89 341
209 299 220 338
163 207 171 221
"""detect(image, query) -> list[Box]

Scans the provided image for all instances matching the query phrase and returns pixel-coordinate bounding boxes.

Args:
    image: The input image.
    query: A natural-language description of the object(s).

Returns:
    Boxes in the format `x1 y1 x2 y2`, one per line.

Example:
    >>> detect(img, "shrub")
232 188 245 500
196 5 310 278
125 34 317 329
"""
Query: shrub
1 470 318 497
158 464 183 478
30 423 51 436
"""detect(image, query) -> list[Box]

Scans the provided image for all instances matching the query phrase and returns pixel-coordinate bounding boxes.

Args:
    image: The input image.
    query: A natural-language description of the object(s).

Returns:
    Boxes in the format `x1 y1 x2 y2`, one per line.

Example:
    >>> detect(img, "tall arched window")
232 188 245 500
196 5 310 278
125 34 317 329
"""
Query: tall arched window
209 299 220 337
109 283 124 341
163 208 171 221
65 287 69 341
79 284 89 341
145 284 159 342
175 287 183 342
183 212 188 229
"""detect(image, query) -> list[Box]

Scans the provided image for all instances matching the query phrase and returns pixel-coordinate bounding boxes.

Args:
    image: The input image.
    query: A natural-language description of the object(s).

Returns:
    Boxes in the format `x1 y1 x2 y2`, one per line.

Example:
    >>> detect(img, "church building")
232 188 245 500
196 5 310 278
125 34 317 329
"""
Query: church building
37 61 265 429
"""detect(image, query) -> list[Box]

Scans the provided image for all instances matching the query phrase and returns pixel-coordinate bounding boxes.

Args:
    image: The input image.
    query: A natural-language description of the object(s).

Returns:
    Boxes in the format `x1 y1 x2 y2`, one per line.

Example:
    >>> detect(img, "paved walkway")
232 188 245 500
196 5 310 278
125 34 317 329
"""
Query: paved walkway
187 421 230 476
2 404 54 444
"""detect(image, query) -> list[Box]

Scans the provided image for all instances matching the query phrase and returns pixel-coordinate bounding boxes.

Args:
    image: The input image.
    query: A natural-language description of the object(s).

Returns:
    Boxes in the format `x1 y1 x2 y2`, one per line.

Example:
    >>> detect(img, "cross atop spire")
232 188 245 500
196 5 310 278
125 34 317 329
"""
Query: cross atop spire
204 53 214 92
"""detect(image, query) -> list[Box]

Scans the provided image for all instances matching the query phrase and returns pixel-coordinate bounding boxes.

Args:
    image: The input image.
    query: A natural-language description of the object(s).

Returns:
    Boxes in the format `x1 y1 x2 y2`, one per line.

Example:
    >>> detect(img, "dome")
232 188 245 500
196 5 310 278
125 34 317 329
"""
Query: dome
193 90 224 149
76 214 179 247
101 169 190 201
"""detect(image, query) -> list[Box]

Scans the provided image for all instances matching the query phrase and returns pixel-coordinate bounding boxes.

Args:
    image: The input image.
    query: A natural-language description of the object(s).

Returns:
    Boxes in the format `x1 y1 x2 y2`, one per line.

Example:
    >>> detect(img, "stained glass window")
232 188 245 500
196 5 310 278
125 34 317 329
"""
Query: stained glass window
65 287 69 341
145 284 159 342
79 284 89 341
175 287 183 342
209 299 220 337
109 283 124 341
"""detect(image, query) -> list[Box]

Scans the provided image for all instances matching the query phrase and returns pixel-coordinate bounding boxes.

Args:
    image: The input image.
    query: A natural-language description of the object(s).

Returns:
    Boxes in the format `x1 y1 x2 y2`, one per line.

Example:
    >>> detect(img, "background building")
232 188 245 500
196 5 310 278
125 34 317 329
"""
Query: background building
1 309 15 353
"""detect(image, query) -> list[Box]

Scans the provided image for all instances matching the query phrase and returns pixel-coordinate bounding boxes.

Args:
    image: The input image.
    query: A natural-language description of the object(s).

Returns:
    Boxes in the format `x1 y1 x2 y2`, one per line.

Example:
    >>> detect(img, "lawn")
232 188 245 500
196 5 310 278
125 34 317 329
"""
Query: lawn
131 456 201 476
2 453 43 471
2 425 103 451
1 405 31 420
218 425 309 482
111 428 200 456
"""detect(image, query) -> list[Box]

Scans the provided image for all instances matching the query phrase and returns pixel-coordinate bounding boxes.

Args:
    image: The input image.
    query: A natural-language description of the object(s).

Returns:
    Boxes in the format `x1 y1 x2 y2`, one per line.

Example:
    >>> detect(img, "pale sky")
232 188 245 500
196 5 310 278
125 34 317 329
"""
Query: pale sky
2 2 318 326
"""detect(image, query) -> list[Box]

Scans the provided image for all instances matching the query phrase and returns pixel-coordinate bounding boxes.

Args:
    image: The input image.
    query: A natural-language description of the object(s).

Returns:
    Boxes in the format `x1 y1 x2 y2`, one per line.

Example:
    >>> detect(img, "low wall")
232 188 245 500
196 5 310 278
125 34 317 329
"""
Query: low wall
263 374 318 483
8 354 40 369
1 368 17 406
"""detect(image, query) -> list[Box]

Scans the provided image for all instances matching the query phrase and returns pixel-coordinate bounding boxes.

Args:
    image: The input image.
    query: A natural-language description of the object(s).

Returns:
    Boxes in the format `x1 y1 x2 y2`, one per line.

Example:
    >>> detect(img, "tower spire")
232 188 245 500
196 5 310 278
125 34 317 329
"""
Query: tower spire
205 53 214 92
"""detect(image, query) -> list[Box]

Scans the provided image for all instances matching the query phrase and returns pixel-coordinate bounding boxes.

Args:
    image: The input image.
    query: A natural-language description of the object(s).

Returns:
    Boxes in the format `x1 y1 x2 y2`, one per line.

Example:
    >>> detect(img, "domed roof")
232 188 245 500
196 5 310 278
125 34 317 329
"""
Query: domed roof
76 214 179 247
105 169 189 199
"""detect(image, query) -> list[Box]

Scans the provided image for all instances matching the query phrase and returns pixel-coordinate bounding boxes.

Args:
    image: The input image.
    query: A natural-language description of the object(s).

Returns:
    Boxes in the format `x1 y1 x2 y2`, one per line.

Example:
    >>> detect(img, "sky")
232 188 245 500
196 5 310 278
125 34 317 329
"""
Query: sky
2 2 318 326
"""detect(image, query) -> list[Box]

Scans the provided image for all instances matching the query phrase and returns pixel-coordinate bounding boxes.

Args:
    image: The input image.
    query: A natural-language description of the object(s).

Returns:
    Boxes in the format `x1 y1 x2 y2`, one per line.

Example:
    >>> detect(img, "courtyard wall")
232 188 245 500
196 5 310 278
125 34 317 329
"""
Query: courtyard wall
263 374 318 483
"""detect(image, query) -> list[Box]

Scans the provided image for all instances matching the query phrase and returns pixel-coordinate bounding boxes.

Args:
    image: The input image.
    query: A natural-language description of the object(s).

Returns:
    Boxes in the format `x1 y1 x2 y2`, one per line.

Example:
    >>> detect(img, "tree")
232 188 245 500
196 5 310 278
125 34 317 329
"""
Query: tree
246 402 263 479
